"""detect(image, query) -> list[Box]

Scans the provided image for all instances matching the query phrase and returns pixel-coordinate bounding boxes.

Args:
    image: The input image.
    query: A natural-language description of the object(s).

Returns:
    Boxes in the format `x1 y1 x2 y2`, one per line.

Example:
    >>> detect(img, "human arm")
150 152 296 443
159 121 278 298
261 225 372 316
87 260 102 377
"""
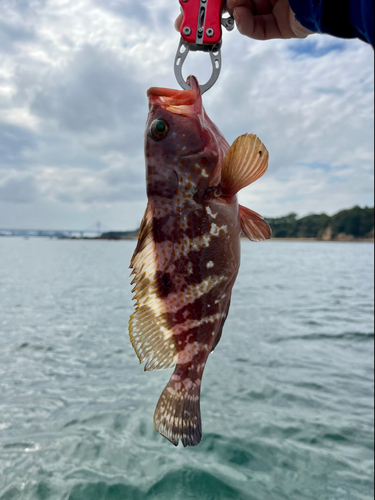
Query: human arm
288 0 374 46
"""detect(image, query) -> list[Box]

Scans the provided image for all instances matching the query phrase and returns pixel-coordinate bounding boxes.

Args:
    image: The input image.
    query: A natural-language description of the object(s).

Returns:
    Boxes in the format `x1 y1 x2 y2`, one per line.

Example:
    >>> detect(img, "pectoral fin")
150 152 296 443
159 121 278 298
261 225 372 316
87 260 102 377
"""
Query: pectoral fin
239 205 272 242
221 134 269 194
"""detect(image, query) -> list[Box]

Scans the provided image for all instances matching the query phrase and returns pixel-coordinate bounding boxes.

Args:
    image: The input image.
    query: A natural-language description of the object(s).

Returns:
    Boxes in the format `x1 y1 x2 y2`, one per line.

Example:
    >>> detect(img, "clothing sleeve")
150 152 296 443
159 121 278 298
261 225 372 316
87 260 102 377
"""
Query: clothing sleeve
288 0 374 47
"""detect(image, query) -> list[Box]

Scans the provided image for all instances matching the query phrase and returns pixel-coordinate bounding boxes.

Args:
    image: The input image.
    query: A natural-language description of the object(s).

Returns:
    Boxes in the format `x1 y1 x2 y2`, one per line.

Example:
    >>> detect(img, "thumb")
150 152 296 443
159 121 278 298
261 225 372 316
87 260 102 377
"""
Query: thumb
289 8 314 38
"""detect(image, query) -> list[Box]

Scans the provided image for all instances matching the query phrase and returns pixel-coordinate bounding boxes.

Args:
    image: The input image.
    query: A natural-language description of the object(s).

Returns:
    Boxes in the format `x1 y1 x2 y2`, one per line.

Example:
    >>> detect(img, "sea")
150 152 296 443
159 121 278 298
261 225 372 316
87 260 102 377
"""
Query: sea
0 238 373 500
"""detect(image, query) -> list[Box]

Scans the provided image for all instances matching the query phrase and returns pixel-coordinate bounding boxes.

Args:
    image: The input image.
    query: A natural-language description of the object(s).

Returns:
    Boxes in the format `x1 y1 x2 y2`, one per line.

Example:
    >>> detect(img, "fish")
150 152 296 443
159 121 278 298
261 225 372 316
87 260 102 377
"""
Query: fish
129 76 271 447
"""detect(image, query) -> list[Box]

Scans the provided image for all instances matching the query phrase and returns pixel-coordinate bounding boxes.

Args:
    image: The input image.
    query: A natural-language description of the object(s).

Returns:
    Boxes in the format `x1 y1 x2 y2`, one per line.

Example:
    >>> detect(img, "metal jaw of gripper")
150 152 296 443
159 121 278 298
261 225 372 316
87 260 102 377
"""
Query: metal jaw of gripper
174 40 222 95
174 12 235 95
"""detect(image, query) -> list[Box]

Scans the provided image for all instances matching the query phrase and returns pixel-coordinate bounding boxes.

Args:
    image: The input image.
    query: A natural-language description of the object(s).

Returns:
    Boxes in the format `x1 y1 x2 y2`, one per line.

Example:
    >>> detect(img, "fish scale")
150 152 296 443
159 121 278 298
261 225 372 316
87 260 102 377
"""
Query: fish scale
129 76 271 446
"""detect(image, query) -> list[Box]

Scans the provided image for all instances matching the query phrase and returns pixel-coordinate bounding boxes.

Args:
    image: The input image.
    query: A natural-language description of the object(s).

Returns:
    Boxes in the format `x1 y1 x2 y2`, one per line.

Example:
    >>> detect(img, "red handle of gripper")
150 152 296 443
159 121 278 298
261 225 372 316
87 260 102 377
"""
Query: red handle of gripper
179 0 224 46
202 0 224 45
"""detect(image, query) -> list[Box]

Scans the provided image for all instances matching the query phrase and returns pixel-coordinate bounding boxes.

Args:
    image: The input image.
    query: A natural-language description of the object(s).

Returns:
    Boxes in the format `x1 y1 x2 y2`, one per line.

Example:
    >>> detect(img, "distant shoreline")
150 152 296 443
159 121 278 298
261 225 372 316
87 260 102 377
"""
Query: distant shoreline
2 234 374 243
19 236 375 244
267 237 374 243
67 236 374 242
1 235 374 243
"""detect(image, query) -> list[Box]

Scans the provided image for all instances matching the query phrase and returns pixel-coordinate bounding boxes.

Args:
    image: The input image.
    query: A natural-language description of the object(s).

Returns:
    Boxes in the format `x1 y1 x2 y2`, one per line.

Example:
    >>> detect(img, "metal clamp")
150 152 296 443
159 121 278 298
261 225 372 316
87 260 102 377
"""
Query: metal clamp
174 39 222 94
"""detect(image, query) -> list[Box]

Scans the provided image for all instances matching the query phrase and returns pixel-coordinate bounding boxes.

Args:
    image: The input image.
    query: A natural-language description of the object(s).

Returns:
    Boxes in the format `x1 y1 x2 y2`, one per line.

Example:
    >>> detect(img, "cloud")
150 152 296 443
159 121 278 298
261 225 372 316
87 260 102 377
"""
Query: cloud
0 123 37 168
0 156 145 208
96 0 151 24
0 171 39 203
207 35 374 211
31 44 144 134
0 20 35 52
239 162 375 218
39 160 146 206
0 0 373 230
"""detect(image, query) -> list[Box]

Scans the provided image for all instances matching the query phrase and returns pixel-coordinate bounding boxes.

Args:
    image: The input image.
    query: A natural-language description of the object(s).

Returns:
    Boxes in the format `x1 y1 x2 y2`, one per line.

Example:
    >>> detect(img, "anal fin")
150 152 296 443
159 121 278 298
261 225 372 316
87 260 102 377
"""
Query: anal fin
239 205 272 242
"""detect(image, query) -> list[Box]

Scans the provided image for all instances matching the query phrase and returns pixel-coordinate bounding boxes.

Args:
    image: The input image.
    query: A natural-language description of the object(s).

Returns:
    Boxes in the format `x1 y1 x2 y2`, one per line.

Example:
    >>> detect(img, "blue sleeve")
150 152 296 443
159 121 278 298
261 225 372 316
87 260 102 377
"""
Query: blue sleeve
288 0 374 47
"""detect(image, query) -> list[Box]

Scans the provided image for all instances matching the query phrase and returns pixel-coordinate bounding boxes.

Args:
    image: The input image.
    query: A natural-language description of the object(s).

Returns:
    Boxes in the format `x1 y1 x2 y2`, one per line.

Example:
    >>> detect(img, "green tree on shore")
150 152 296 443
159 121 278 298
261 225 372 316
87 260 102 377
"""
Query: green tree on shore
265 206 374 240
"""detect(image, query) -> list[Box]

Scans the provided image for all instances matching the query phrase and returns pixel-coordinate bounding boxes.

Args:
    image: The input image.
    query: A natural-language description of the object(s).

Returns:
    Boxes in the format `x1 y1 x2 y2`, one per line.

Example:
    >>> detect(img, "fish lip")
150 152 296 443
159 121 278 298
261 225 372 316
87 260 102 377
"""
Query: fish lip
147 76 202 117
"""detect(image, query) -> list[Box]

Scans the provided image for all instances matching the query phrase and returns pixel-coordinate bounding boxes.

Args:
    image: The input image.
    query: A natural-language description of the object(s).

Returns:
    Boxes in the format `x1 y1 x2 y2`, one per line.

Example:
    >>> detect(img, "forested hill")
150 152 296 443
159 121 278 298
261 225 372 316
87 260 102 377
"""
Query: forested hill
99 206 374 241
265 206 374 240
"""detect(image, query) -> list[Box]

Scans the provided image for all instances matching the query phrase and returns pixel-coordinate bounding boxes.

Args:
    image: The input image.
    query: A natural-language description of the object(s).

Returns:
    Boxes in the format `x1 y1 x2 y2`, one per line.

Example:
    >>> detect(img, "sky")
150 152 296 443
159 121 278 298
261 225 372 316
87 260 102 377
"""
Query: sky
0 0 373 231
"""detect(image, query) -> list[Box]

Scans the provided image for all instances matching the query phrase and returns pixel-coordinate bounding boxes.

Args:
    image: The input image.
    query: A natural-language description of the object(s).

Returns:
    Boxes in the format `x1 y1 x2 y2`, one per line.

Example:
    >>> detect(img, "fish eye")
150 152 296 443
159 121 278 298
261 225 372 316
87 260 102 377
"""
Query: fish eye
150 119 169 141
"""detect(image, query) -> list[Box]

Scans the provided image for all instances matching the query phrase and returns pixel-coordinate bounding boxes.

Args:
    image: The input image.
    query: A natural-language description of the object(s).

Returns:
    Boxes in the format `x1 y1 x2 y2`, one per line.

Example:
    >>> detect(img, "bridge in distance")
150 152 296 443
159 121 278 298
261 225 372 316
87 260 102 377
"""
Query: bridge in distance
0 228 102 238
0 222 108 238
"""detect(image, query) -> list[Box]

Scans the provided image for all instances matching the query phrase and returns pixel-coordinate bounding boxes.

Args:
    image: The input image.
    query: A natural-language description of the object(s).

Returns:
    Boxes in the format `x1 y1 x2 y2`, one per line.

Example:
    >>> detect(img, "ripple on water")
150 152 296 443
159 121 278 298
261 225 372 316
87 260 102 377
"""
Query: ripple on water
0 240 373 500
68 482 144 500
271 331 375 343
145 468 249 500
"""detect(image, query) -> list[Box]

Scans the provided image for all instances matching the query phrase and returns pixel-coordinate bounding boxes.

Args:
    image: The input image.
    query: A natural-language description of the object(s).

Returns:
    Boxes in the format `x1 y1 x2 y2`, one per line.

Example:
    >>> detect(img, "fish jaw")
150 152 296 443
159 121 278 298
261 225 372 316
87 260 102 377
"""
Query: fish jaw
147 76 203 117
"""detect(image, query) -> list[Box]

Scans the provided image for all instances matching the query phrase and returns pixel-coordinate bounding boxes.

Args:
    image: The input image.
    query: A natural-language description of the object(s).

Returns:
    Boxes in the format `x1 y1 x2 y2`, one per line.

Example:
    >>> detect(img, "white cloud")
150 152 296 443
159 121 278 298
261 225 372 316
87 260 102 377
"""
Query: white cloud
0 0 373 230
0 170 39 203
239 163 374 218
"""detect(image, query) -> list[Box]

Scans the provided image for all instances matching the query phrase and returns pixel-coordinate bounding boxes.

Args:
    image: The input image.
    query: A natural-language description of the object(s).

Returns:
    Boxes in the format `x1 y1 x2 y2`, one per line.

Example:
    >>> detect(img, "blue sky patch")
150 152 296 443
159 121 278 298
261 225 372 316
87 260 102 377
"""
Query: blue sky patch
276 196 304 204
314 87 345 95
288 39 346 58
302 162 333 172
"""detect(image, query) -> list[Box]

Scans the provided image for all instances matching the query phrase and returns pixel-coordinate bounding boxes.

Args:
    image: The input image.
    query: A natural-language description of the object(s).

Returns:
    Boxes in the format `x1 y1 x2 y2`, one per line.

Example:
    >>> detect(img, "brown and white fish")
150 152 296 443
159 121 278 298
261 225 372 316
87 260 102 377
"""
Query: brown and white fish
129 76 271 447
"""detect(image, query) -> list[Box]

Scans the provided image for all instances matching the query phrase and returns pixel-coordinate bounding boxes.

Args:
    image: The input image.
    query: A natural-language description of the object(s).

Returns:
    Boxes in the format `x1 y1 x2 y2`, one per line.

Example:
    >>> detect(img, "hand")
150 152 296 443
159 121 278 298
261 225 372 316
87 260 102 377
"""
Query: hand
175 0 313 41
226 0 312 40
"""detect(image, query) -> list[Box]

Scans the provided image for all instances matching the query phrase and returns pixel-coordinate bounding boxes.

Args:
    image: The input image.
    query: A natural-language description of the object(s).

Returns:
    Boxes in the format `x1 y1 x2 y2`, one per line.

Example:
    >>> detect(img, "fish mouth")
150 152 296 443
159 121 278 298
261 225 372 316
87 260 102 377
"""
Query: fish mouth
147 76 202 116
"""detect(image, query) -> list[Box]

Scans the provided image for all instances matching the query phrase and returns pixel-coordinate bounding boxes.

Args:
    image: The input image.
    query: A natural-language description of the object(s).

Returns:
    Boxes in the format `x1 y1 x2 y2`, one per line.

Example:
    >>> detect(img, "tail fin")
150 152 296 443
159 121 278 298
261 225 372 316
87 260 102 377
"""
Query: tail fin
153 373 202 447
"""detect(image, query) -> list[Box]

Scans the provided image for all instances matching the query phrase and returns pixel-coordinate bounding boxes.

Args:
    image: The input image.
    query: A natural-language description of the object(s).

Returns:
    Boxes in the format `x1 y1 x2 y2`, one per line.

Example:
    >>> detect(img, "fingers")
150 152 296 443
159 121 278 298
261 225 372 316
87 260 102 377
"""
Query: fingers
234 8 283 40
273 0 312 38
289 9 314 38
226 0 253 16
232 0 313 40
227 0 272 16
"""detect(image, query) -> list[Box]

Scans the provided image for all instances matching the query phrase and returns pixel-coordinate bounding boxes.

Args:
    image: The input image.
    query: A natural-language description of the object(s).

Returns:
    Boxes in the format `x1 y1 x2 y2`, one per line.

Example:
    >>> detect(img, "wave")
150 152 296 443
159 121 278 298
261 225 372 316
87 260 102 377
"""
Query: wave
271 331 374 343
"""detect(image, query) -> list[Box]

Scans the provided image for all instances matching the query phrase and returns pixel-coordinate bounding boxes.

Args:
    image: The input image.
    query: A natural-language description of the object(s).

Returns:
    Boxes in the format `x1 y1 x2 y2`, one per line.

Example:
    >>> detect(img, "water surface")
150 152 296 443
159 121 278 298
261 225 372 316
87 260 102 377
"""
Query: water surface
0 239 373 500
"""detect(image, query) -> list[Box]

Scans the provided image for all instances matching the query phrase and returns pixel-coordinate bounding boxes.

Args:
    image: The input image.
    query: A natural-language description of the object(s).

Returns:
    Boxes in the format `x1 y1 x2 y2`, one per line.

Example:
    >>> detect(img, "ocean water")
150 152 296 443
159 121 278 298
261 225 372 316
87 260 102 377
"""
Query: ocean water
0 238 373 500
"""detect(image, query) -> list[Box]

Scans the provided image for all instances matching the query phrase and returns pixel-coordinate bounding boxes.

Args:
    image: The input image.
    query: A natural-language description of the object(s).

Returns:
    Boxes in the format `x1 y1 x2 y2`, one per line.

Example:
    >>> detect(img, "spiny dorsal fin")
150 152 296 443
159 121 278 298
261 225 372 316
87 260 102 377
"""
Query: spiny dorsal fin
129 204 178 372
130 203 153 269
221 134 269 194
239 205 272 242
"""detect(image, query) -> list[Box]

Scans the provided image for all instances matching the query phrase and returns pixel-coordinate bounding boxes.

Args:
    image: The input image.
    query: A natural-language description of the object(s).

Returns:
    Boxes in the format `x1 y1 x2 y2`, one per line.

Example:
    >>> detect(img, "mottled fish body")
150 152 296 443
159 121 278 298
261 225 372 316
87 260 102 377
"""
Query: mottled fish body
129 77 271 447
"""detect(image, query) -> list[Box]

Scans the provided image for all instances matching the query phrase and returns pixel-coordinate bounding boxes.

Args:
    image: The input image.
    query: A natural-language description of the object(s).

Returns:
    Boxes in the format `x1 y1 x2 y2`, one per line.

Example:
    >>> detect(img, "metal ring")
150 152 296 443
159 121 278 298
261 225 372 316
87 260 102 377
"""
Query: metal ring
174 39 222 94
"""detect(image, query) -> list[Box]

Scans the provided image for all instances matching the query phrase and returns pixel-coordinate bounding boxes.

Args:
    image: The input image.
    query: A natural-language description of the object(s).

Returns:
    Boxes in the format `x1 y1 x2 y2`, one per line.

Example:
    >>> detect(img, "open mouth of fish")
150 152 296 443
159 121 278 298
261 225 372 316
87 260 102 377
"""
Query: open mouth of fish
147 77 202 117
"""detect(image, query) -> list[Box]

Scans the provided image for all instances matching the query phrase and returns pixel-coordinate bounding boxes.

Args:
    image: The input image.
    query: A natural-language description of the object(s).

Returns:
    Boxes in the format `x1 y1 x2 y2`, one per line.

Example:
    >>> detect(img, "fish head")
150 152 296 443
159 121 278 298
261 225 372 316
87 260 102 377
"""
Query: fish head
145 76 229 199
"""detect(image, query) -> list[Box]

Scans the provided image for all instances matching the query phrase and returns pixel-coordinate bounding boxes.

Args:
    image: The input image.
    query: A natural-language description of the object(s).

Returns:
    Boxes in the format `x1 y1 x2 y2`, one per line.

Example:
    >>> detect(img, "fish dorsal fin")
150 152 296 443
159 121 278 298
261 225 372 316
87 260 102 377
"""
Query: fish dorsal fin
239 205 272 242
221 134 269 194
129 203 178 372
